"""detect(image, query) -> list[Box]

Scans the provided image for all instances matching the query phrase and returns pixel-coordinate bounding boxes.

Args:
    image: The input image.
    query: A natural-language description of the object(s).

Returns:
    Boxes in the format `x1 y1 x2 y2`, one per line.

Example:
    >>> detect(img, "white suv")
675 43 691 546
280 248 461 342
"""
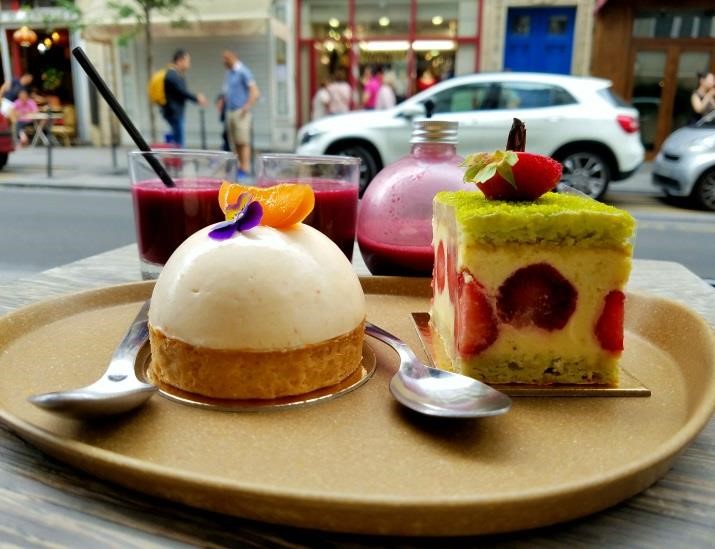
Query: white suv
297 72 644 199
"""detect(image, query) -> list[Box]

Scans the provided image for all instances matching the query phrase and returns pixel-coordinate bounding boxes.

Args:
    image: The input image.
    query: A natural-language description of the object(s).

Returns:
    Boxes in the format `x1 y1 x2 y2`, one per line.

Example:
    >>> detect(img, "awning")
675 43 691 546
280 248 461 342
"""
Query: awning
75 0 272 40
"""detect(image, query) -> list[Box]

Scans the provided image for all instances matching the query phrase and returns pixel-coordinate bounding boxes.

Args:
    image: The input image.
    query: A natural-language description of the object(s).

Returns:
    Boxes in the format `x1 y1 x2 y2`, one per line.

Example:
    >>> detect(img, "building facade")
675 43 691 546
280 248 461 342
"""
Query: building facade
479 0 596 76
19 1 710 156
0 1 89 141
592 0 715 156
75 0 294 151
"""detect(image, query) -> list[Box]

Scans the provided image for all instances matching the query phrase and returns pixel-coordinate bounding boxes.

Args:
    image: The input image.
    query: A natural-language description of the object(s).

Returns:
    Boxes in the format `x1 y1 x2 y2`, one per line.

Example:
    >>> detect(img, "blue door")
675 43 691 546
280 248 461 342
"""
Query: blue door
504 7 576 74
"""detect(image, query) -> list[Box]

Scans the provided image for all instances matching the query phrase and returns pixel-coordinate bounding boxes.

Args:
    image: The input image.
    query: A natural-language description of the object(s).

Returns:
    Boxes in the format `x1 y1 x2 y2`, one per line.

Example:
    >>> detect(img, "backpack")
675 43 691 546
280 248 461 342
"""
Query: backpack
147 68 167 106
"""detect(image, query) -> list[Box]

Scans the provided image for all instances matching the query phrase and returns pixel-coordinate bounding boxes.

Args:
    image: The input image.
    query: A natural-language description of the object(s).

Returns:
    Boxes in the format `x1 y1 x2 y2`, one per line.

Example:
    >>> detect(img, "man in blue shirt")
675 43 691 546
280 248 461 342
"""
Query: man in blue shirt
161 50 207 147
221 50 260 179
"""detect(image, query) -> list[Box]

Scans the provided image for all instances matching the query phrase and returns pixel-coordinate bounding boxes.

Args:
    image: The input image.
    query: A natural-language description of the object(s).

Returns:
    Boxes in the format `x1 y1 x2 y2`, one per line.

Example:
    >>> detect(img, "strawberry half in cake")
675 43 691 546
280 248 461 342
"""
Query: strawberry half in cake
430 119 635 385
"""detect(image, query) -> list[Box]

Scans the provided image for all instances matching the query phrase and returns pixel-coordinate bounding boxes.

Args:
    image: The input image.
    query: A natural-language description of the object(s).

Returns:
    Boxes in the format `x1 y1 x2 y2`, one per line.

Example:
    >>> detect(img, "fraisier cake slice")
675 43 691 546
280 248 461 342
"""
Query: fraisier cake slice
430 119 635 385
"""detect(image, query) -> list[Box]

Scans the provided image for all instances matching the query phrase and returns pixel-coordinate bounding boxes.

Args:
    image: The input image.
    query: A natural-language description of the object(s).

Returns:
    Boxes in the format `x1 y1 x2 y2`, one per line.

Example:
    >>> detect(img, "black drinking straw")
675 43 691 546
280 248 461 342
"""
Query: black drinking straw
72 46 176 188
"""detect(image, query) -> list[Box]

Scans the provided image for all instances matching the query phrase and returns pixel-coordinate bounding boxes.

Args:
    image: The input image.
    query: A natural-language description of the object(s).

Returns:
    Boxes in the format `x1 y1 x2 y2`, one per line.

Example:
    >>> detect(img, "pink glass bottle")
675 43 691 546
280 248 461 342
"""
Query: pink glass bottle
357 120 469 276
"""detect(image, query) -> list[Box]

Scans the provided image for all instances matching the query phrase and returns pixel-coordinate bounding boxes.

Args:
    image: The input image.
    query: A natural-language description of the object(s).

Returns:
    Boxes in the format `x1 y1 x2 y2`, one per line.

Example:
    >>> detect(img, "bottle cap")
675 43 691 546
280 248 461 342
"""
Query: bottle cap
410 119 458 144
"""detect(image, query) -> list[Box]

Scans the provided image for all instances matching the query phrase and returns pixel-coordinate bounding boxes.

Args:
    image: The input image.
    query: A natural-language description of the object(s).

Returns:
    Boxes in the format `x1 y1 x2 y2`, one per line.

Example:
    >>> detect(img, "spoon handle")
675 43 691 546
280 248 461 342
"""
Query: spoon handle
365 322 419 364
106 300 150 377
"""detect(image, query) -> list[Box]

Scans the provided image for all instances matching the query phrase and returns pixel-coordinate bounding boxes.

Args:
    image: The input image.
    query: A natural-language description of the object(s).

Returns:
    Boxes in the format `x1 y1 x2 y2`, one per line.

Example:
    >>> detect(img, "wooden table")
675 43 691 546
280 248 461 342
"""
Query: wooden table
0 246 713 546
23 111 62 147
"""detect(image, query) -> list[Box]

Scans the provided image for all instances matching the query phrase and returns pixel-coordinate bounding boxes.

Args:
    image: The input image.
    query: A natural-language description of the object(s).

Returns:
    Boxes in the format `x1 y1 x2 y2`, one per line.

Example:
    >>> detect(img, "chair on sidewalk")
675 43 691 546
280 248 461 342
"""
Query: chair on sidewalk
50 105 76 146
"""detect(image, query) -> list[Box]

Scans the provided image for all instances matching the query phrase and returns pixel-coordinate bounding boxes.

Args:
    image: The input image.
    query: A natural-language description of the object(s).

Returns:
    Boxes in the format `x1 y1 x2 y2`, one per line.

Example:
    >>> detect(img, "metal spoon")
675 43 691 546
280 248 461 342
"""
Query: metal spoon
365 322 511 418
28 300 156 418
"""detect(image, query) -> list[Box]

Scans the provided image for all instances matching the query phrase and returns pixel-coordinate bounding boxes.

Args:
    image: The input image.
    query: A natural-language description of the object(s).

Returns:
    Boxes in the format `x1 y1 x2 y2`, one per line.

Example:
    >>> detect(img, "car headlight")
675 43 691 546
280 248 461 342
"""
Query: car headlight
688 134 715 152
299 130 323 145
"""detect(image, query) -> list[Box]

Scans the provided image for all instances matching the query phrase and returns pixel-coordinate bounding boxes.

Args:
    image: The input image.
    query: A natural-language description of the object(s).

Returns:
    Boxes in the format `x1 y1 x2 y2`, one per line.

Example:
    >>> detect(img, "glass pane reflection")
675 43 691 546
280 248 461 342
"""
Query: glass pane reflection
631 50 666 151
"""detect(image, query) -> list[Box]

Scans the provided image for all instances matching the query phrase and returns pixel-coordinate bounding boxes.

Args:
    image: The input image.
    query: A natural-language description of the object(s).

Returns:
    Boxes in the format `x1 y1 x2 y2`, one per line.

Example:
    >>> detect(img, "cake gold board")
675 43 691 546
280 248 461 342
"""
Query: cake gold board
0 277 713 537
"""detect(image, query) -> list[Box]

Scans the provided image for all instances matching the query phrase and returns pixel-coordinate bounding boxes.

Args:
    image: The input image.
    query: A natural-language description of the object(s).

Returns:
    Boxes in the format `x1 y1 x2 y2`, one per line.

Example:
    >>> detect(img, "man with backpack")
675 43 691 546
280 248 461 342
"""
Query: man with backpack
156 49 207 147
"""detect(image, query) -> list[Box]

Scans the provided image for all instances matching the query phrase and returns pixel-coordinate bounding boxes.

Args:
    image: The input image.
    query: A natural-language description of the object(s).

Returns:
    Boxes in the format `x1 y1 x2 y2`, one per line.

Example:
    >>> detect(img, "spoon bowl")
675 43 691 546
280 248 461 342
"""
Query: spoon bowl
365 322 511 418
28 301 156 419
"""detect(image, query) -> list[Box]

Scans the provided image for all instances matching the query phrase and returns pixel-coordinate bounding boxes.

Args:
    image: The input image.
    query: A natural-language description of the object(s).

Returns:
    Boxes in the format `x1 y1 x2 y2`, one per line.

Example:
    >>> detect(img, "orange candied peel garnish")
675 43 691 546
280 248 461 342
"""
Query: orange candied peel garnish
218 181 315 228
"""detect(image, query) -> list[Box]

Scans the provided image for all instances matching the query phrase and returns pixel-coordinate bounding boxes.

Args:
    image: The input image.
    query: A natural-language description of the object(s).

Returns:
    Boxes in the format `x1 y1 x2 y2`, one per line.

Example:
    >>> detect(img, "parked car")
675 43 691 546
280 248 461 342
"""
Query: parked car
0 112 14 170
296 72 644 199
652 112 715 211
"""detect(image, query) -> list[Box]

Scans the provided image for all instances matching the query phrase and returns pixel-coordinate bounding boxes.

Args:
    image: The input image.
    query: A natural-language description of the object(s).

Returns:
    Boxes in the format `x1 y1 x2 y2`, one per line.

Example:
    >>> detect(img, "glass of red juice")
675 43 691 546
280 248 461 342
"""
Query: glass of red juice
128 150 236 279
256 154 360 261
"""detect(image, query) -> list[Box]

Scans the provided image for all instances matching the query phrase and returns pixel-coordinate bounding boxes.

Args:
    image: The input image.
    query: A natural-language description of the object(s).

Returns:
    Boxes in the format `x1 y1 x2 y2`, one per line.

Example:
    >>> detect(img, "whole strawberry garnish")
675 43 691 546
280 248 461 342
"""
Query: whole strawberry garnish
461 118 562 200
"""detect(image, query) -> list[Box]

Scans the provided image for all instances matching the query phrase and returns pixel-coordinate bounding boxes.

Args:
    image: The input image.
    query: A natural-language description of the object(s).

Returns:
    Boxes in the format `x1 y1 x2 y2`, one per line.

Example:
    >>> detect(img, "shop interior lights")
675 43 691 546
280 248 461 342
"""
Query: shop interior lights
359 39 456 52
413 39 455 51
378 16 390 27
359 40 409 52
13 26 37 47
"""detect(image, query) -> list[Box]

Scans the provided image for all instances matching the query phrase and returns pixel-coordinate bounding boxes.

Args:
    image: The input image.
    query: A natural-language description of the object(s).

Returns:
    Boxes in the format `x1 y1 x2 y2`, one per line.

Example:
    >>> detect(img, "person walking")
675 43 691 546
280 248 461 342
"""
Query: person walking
375 71 396 110
327 70 351 114
2 73 33 102
222 50 260 180
161 50 207 147
361 65 382 110
311 80 331 120
690 71 715 124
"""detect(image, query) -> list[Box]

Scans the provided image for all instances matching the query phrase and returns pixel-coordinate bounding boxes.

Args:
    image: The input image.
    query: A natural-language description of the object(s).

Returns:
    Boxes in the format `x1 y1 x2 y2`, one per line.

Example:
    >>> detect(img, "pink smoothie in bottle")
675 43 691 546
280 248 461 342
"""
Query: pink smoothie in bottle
131 178 224 266
357 120 469 277
356 235 433 275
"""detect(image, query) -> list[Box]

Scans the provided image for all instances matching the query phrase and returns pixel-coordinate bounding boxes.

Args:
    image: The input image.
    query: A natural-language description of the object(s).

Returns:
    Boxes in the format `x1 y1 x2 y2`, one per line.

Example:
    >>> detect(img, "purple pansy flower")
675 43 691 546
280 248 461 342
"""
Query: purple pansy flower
209 192 263 240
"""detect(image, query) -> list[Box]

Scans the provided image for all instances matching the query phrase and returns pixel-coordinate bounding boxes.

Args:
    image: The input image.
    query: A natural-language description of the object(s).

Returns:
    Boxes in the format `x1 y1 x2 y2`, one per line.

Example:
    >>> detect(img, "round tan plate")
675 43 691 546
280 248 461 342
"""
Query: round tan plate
0 279 714 536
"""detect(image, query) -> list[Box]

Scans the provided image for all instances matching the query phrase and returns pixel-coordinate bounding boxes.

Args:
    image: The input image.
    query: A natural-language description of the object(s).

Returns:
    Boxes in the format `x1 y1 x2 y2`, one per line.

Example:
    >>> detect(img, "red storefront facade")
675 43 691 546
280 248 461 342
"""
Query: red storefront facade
295 0 483 126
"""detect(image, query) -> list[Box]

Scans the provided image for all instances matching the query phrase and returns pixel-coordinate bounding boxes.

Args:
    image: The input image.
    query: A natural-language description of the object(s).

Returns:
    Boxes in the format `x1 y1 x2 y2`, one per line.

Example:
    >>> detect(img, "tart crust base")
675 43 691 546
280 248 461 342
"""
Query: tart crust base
148 322 365 400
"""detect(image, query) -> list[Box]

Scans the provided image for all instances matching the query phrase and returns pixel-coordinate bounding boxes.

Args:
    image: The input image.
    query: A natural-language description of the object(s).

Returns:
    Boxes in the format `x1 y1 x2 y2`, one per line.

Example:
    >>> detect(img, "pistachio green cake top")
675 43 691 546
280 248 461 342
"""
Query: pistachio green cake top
434 191 635 246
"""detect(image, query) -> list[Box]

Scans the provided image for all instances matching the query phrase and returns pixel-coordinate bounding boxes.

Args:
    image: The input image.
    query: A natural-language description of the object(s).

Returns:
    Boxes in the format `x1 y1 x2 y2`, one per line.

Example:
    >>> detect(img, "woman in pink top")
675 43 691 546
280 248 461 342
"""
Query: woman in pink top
13 89 38 145
361 65 382 110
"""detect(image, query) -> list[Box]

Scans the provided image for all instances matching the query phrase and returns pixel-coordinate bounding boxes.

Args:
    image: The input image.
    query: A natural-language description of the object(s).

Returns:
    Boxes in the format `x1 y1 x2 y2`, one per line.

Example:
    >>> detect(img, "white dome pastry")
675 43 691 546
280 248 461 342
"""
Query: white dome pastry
148 203 366 399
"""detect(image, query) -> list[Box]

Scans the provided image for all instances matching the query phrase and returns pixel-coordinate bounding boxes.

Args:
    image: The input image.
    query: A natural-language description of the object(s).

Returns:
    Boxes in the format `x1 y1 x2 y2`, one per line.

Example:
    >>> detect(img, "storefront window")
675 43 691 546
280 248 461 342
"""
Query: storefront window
271 0 288 24
414 1 463 87
355 0 410 38
298 0 480 124
416 1 458 37
301 0 349 40
631 50 667 151
634 10 715 39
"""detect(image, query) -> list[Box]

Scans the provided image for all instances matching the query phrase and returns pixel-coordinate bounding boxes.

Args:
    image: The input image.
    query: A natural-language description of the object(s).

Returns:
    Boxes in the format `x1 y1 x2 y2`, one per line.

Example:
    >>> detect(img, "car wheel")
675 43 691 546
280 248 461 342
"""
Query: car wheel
0 152 7 170
558 151 610 200
693 169 715 211
330 143 380 196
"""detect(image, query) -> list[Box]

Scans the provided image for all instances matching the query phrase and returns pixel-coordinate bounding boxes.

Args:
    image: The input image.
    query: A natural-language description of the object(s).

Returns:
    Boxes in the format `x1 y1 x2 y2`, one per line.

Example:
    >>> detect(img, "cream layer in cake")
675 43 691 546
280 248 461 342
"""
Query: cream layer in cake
431 191 635 385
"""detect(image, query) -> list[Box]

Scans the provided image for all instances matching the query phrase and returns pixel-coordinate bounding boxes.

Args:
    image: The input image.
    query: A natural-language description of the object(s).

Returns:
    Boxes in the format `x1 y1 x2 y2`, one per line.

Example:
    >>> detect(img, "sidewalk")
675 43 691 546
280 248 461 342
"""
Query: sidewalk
0 145 132 191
